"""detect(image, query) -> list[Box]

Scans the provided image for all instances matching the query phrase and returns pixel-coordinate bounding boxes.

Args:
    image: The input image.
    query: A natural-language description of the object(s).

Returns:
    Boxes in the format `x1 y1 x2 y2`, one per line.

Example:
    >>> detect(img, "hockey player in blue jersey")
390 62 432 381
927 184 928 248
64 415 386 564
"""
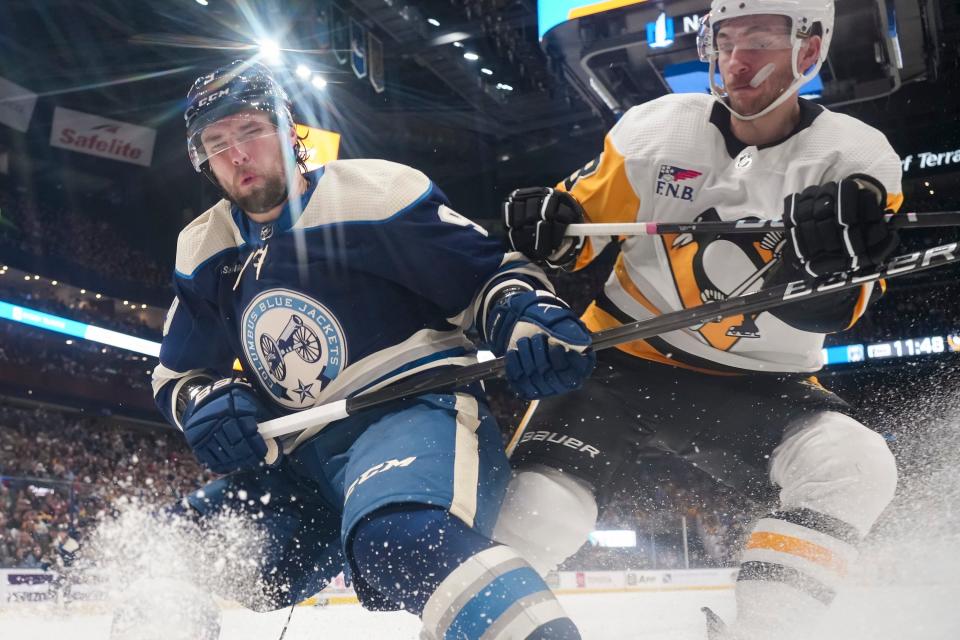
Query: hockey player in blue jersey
146 60 595 640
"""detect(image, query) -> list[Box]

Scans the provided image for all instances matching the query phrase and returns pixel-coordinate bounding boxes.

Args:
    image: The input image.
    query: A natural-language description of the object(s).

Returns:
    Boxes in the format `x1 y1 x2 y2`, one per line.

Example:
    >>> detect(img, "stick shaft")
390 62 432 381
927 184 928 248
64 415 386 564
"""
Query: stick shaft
259 240 960 440
565 211 960 237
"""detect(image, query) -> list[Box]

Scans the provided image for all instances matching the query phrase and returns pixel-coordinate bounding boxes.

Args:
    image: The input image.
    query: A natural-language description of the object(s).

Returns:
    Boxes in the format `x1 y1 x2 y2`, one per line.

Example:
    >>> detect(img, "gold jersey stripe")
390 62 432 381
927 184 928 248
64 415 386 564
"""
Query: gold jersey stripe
746 531 848 576
557 134 640 225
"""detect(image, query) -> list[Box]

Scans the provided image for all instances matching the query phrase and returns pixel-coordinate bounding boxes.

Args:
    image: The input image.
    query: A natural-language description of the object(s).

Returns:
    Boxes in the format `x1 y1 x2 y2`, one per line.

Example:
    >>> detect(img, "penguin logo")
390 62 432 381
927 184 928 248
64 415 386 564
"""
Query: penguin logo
662 209 784 350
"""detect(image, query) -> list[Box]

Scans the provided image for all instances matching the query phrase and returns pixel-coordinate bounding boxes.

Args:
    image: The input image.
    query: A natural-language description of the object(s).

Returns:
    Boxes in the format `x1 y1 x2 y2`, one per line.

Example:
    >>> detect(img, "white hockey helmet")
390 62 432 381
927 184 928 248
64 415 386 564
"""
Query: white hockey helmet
697 0 835 120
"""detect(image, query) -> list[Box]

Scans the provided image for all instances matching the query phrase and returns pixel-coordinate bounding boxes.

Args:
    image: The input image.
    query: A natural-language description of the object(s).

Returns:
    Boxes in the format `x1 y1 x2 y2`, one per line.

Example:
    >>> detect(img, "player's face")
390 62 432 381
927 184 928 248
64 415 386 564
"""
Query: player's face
715 15 820 117
201 111 293 214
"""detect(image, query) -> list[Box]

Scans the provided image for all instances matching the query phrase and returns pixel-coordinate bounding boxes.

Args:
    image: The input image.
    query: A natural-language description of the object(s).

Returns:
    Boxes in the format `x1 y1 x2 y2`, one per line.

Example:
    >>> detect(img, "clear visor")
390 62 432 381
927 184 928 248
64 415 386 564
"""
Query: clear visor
698 15 794 60
187 112 283 172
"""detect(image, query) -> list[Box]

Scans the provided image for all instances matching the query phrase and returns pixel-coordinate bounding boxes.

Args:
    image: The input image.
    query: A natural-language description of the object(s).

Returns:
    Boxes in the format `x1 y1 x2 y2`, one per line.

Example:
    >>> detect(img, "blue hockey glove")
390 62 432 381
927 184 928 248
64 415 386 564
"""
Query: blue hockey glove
181 378 282 474
486 290 595 399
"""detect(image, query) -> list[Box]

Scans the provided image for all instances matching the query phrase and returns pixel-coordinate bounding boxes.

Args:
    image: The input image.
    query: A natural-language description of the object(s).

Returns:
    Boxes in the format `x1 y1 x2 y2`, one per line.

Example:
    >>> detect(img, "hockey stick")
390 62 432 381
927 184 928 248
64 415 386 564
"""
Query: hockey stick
258 240 960 440
563 210 960 238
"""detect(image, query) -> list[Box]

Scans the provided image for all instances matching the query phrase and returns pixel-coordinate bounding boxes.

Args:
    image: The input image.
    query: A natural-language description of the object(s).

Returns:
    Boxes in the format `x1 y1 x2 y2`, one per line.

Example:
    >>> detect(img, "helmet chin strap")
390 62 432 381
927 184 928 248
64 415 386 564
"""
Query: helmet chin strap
709 38 822 122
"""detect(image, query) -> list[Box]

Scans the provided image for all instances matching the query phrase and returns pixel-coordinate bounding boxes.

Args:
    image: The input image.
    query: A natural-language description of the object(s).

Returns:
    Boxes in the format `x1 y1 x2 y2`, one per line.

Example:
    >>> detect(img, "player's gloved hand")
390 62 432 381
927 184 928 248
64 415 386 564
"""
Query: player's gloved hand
503 187 586 269
181 378 282 474
486 290 595 399
782 174 899 279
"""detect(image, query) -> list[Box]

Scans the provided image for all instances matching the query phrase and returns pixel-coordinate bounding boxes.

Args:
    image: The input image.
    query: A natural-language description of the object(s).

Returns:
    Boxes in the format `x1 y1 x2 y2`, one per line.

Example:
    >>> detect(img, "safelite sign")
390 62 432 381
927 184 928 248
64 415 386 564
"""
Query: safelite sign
50 106 156 167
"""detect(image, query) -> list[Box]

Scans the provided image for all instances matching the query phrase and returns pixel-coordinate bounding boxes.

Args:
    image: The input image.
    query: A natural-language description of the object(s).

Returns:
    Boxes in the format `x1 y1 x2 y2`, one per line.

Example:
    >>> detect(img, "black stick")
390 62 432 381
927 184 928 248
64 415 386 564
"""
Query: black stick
346 240 959 413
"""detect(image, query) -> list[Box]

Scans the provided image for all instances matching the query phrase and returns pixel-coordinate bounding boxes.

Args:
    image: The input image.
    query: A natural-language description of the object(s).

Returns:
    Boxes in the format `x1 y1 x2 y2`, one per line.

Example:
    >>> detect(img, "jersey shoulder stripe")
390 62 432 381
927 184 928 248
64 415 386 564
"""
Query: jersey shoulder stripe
175 199 245 278
293 158 433 230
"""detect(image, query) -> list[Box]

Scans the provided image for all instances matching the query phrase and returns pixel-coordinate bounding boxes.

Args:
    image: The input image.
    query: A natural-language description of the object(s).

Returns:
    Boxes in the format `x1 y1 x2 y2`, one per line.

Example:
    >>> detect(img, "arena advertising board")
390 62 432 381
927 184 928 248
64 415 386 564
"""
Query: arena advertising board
0 75 38 133
295 124 341 171
538 0 653 39
49 106 156 167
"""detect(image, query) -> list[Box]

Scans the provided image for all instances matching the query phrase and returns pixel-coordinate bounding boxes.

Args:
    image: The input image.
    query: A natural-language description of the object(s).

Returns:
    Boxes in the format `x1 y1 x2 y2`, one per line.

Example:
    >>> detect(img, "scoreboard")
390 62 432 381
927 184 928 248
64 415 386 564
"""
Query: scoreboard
822 334 960 366
537 0 934 119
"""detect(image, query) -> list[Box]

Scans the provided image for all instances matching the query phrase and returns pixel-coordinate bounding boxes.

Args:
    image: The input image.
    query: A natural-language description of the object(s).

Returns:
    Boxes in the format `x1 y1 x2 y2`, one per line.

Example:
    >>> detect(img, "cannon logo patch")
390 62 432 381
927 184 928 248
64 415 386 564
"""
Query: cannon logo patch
242 289 348 409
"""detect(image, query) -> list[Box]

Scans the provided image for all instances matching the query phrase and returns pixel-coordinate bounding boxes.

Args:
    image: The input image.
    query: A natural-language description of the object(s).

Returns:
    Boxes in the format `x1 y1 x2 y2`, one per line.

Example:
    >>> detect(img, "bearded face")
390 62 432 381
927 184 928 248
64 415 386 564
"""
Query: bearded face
201 111 293 214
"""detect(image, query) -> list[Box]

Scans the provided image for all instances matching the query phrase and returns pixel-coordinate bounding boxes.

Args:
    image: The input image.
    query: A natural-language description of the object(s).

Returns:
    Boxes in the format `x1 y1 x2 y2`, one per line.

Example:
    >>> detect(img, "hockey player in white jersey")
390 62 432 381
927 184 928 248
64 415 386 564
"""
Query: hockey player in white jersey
495 1 902 638
120 60 597 640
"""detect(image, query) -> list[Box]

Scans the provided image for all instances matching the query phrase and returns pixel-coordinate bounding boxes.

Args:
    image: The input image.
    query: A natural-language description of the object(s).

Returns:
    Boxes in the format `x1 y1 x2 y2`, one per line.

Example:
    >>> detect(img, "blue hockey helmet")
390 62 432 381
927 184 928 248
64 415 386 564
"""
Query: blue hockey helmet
184 60 294 174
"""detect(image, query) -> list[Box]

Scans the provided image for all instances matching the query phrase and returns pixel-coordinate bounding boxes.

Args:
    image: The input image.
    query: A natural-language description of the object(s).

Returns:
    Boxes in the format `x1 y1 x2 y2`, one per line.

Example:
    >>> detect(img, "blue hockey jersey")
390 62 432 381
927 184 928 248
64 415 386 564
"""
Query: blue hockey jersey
152 160 550 451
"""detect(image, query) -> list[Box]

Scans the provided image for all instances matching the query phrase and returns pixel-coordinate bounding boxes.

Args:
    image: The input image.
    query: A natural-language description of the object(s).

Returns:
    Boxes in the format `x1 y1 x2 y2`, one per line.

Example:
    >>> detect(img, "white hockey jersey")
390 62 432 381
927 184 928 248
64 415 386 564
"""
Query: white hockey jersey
561 93 903 374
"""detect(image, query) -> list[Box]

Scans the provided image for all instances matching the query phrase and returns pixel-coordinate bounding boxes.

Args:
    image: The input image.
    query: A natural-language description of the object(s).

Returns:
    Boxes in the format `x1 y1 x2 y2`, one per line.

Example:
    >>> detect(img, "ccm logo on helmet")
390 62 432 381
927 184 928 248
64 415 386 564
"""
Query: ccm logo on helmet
197 88 231 108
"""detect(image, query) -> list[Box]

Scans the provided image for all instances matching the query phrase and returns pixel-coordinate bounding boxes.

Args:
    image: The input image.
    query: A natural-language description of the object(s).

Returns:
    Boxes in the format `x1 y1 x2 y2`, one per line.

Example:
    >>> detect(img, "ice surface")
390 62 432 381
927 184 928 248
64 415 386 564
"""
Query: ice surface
2 584 958 640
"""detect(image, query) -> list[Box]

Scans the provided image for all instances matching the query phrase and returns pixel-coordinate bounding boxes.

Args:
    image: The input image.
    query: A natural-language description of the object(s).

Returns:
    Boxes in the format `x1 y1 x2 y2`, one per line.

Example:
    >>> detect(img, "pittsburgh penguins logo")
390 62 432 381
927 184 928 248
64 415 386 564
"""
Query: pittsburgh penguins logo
663 209 784 350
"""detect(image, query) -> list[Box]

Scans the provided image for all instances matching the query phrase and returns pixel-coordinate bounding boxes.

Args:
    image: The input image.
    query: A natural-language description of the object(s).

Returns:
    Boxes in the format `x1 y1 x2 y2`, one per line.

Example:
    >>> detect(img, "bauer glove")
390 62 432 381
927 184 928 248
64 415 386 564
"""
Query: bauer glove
782 174 899 279
485 290 595 399
181 378 282 474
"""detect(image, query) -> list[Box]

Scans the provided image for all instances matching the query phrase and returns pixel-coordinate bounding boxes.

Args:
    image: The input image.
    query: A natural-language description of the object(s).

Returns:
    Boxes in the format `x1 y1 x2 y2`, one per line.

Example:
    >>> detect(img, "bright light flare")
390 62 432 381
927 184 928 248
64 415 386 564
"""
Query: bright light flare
258 38 282 65
463 52 479 61
295 64 311 79
311 75 327 90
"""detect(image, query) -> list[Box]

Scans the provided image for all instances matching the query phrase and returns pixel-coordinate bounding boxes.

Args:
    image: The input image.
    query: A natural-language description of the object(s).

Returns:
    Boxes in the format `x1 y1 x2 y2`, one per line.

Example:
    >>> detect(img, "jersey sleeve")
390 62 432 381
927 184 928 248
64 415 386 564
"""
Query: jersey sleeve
151 277 237 429
356 182 553 339
556 116 643 271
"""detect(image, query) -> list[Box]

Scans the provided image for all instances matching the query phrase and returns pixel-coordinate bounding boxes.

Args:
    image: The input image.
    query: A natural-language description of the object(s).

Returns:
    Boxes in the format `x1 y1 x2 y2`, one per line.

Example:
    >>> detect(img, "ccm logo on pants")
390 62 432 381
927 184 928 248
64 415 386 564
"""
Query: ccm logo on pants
345 456 417 502
518 431 600 458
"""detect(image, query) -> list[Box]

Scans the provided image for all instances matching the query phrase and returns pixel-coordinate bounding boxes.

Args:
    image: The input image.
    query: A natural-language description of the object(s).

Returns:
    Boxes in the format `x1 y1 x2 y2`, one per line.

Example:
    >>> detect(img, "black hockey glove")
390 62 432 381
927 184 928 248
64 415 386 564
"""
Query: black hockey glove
782 174 899 279
503 187 586 269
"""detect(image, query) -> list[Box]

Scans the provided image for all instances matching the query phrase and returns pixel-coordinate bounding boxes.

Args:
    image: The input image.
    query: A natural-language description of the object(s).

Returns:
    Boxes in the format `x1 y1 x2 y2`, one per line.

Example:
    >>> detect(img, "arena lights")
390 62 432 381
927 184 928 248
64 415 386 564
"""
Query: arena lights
463 52 479 61
311 75 328 90
0 300 160 357
258 38 282 65
496 83 513 91
453 41 464 48
195 0 209 5
295 64 311 79
427 18 440 27
481 68 493 76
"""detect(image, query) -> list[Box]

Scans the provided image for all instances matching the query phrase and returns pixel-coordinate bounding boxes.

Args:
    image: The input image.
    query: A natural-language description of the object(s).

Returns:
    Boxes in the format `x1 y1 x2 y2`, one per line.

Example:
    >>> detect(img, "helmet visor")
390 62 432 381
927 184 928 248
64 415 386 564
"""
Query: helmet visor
187 111 284 172
698 14 794 60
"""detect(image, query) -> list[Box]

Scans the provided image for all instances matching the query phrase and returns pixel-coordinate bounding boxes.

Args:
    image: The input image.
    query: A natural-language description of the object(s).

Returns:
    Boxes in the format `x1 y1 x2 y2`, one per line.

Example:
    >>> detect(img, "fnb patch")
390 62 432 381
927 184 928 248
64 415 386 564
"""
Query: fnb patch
656 164 703 201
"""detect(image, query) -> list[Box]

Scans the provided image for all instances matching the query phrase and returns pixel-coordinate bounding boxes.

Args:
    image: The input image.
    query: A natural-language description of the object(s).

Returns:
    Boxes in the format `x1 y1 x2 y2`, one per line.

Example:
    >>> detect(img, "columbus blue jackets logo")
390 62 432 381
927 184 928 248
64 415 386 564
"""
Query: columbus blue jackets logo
655 165 703 202
242 290 347 410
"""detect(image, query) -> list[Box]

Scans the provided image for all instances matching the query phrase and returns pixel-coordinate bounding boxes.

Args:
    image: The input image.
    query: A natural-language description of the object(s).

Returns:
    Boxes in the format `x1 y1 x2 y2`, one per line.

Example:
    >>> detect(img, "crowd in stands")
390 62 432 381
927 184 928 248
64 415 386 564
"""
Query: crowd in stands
835 280 960 344
0 403 210 569
0 391 758 571
559 461 759 571
0 186 172 293
0 323 153 394
0 281 161 341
